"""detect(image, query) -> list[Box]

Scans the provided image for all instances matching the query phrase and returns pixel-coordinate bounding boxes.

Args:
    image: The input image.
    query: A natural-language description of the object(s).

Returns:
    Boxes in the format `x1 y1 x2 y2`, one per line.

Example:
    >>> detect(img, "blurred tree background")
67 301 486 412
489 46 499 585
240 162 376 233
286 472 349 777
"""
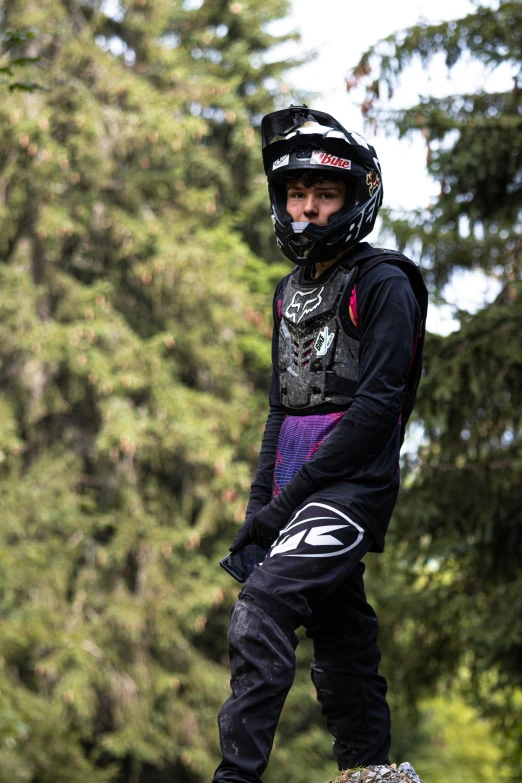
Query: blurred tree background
0 1 519 782
348 2 521 782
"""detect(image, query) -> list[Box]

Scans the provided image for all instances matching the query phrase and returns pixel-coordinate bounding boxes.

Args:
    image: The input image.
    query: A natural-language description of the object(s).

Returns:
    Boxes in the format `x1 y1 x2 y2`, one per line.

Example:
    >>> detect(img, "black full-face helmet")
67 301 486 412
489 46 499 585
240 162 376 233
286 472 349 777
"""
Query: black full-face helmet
261 105 383 266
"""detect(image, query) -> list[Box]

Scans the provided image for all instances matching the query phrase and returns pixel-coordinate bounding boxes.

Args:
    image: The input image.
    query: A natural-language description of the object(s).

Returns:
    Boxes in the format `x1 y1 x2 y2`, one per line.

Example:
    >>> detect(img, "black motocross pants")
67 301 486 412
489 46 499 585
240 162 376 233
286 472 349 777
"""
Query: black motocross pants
212 497 391 783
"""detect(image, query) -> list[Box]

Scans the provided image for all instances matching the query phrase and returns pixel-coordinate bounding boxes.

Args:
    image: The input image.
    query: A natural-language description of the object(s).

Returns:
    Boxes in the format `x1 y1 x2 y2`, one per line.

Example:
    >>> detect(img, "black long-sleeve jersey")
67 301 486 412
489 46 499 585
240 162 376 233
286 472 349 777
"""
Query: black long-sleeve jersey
246 252 422 553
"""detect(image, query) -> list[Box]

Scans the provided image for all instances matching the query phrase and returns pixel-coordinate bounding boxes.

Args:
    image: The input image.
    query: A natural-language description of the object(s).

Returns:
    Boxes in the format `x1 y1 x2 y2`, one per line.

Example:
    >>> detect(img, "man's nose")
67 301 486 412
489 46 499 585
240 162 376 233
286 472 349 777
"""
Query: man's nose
302 194 319 216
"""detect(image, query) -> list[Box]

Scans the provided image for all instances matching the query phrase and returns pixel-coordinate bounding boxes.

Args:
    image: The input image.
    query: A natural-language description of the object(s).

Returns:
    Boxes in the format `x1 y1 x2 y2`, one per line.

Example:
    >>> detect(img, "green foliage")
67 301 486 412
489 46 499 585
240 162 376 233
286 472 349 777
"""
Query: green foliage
1 0 517 779
0 28 45 92
411 696 510 783
351 1 522 779
350 2 521 290
0 0 301 780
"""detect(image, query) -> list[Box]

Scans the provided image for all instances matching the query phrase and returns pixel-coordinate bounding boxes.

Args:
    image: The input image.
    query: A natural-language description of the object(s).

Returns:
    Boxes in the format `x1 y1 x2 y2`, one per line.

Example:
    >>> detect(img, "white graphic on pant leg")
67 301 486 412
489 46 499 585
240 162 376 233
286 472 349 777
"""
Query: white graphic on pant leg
279 514 339 536
304 524 350 547
269 502 364 559
269 514 338 557
270 529 307 556
270 524 350 556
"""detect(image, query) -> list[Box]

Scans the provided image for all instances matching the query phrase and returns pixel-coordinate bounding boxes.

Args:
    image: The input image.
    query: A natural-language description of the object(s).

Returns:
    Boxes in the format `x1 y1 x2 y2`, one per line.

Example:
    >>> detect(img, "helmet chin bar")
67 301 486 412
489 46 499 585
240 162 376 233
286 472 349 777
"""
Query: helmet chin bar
288 235 314 264
287 220 350 266
287 229 347 266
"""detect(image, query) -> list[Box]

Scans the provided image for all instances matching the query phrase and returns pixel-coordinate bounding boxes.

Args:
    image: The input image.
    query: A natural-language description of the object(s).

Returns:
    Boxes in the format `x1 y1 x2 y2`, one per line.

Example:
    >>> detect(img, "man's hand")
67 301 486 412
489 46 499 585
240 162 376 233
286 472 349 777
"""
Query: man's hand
229 506 280 552
230 514 255 553
230 472 314 553
229 503 286 552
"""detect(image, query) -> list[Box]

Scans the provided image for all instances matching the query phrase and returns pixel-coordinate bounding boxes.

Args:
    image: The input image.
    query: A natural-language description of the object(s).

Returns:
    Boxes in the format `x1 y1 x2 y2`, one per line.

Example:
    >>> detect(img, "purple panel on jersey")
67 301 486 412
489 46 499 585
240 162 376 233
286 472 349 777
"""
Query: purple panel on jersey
272 412 345 498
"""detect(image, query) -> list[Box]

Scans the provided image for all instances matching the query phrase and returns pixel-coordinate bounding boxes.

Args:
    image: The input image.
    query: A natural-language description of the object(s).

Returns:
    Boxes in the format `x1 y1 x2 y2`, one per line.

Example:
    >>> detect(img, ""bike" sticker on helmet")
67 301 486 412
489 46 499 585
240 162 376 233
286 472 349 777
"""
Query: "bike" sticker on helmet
310 151 352 169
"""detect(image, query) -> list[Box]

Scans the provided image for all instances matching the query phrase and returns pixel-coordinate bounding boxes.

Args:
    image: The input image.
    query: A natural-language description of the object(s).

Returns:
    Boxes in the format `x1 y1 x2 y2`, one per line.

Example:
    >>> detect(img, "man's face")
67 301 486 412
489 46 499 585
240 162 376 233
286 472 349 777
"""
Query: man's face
286 178 346 225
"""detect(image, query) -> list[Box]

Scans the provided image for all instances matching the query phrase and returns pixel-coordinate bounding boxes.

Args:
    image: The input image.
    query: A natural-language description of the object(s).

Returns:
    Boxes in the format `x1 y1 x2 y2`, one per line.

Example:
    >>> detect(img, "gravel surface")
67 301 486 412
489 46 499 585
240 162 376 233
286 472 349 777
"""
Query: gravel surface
329 762 424 783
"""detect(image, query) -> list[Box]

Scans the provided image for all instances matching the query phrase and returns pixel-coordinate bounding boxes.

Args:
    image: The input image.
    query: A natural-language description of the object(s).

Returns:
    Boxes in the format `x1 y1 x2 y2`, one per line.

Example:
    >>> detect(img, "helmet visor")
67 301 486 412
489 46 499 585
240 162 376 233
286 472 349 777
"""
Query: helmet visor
261 106 351 150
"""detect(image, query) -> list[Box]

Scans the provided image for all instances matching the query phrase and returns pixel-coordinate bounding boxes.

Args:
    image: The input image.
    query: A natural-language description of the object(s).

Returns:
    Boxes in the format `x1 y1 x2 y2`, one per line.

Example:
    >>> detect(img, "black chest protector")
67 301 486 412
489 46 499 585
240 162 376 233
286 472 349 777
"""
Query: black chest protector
278 244 428 441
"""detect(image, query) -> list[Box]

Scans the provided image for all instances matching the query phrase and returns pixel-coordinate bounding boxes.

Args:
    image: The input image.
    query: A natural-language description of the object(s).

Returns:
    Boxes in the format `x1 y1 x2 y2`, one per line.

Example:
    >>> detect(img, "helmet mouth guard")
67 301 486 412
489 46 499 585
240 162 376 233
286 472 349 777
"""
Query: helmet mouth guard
261 105 383 267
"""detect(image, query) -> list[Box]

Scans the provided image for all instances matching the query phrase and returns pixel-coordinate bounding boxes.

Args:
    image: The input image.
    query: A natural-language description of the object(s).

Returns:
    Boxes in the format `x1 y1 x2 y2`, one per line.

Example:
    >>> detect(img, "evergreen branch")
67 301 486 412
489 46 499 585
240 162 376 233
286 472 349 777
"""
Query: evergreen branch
8 81 47 92
0 28 36 52
349 0 522 96
7 55 41 67
0 27 43 92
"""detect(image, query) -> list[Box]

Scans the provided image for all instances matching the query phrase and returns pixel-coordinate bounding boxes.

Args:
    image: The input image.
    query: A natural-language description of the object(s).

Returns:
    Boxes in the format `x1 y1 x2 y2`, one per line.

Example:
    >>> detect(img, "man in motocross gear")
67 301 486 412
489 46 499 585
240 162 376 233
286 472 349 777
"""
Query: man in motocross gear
212 106 428 783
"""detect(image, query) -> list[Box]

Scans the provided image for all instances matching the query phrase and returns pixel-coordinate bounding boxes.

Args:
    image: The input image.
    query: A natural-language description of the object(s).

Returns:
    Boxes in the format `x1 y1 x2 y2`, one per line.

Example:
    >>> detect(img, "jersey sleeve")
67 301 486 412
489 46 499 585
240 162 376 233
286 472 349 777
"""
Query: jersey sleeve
245 278 287 518
297 263 421 489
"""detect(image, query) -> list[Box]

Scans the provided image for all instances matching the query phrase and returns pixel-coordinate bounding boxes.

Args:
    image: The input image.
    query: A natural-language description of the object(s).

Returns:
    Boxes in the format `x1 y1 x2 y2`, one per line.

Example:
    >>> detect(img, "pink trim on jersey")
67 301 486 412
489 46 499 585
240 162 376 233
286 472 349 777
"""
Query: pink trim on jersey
349 286 359 328
304 435 328 461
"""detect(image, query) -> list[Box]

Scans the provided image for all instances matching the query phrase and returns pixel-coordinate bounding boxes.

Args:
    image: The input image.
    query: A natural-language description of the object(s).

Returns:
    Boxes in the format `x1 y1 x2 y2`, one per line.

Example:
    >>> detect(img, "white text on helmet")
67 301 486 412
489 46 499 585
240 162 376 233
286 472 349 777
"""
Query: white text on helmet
310 151 352 170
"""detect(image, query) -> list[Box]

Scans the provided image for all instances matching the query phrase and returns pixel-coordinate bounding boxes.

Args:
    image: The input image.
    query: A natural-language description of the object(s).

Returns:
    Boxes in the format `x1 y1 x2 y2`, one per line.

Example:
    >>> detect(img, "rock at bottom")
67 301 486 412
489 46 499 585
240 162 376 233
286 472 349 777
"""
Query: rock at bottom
328 761 424 783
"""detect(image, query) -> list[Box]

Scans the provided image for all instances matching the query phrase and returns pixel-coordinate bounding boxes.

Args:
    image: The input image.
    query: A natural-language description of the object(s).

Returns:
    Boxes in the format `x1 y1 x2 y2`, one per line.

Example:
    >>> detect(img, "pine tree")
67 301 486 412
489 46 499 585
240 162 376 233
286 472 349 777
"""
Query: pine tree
0 1 302 780
348 2 522 777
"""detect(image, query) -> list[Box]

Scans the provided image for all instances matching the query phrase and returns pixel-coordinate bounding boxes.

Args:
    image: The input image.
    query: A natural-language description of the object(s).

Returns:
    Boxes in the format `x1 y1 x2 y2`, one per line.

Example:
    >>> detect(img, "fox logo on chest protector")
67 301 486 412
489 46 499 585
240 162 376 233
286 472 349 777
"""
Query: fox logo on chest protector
285 286 325 324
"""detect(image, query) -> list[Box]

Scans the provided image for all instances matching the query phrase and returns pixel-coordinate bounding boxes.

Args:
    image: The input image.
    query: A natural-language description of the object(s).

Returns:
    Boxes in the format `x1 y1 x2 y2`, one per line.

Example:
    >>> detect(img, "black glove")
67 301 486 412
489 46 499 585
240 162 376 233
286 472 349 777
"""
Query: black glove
231 473 314 552
230 493 269 553
230 514 255 553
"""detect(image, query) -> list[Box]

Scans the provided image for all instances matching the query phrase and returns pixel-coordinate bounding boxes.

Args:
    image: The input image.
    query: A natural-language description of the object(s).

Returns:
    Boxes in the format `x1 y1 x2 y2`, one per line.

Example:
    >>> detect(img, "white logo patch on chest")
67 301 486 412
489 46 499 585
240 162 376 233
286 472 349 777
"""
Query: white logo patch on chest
285 287 324 324
314 326 335 356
